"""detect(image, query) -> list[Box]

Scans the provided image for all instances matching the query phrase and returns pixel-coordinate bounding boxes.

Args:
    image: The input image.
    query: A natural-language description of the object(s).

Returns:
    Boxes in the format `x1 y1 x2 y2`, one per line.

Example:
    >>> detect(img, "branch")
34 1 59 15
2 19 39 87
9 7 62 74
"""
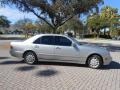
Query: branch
17 0 55 29
59 15 74 27
30 9 55 29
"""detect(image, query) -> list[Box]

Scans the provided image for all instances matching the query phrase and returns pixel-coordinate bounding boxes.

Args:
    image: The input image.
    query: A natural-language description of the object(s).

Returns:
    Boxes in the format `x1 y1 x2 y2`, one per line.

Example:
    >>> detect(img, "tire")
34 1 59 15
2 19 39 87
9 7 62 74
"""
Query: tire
24 51 37 65
87 55 103 69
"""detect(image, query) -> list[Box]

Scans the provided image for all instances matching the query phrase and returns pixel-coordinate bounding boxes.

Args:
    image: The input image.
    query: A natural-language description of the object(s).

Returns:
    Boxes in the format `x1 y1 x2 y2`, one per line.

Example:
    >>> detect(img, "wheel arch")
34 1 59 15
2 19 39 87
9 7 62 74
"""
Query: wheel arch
86 53 103 65
23 50 37 58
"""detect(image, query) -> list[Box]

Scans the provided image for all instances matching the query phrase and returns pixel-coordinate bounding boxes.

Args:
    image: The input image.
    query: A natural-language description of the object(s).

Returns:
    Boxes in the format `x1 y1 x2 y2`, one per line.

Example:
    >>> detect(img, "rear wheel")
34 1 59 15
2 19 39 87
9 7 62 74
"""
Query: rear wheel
87 55 103 69
24 51 37 65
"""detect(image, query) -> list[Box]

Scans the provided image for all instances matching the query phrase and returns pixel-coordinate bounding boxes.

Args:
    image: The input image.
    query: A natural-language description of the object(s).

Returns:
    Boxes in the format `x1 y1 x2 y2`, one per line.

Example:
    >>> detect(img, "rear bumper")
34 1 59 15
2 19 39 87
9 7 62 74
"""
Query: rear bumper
10 49 23 58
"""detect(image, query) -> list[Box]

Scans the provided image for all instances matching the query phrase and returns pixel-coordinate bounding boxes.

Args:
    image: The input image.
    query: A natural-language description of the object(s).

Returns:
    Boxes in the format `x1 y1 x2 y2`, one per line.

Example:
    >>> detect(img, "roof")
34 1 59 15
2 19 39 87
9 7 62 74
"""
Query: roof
35 34 67 37
24 34 69 43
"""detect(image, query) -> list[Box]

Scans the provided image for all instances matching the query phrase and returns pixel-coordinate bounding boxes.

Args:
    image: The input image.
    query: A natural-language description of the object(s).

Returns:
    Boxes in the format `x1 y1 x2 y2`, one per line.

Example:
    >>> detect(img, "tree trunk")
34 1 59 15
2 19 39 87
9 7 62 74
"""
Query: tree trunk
78 29 81 39
52 27 58 34
25 29 29 38
96 30 100 38
52 29 55 34
74 30 77 38
104 28 106 35
97 34 99 38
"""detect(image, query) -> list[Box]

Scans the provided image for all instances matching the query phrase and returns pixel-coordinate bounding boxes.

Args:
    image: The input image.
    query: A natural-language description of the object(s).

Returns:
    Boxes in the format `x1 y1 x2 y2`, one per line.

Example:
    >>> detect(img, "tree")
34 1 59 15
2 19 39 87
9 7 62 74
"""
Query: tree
101 6 120 37
0 15 10 34
14 18 32 29
1 0 103 33
14 18 36 37
35 20 53 33
87 14 102 38
58 16 83 37
87 6 120 38
23 22 37 37
0 15 10 28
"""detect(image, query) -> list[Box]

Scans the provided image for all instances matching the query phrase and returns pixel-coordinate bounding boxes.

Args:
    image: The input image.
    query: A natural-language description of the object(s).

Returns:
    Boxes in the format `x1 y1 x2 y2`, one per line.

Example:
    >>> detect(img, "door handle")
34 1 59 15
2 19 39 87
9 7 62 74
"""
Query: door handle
56 47 61 49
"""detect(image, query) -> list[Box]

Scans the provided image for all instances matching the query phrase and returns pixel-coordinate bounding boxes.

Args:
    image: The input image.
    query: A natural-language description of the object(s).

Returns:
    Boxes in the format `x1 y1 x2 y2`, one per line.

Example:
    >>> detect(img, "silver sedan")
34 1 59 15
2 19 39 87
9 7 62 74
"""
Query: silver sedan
10 34 112 69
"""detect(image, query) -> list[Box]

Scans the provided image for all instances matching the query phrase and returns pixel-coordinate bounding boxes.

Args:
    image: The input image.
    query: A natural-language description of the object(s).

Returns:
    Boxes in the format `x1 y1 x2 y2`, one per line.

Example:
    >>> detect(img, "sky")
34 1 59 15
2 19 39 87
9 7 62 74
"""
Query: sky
0 0 120 24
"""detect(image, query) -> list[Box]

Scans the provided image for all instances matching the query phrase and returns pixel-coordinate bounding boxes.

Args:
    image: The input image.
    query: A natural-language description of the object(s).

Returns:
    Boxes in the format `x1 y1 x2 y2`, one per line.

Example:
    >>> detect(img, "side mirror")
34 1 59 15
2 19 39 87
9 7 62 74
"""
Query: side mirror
72 43 79 51
72 43 77 47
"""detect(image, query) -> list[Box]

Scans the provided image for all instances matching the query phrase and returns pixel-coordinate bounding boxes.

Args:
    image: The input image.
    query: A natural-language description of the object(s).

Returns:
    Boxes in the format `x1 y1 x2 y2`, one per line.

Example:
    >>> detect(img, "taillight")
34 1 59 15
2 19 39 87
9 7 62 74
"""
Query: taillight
10 45 13 49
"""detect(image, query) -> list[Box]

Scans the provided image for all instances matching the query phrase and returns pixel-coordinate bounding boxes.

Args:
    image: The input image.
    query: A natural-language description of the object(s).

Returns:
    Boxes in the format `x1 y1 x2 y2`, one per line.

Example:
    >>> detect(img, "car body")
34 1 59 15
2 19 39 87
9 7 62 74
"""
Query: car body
10 34 112 69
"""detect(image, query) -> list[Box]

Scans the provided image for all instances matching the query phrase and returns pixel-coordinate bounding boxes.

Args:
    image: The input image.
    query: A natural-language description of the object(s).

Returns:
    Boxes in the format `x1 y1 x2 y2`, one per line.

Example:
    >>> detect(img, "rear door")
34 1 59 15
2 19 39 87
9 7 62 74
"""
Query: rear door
33 36 55 60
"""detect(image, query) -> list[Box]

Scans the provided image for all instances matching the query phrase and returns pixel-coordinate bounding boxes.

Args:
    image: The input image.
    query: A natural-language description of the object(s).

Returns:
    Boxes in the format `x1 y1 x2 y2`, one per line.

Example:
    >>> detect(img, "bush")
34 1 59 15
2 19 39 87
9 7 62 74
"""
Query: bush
84 34 95 38
83 34 112 39
99 35 112 39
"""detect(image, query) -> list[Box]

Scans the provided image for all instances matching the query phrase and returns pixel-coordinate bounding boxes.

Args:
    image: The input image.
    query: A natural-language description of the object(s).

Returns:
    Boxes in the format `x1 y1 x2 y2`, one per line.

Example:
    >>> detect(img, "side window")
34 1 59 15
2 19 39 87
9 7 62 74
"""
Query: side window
41 36 54 45
55 36 72 46
33 36 54 45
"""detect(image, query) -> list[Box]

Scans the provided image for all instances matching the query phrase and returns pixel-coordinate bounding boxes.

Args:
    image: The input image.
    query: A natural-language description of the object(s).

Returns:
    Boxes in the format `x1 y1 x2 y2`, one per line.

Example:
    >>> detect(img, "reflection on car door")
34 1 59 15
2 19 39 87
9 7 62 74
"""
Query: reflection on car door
54 36 80 62
34 36 55 60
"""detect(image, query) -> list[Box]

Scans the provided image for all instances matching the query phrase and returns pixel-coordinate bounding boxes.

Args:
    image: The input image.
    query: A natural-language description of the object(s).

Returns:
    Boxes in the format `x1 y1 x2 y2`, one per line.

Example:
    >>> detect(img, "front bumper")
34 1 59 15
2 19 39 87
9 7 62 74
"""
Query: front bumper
103 56 112 65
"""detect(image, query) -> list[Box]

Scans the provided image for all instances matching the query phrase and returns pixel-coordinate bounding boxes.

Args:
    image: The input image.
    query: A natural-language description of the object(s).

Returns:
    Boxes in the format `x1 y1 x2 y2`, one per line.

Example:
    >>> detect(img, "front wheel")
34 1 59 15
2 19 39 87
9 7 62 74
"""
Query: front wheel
87 55 103 69
24 52 37 65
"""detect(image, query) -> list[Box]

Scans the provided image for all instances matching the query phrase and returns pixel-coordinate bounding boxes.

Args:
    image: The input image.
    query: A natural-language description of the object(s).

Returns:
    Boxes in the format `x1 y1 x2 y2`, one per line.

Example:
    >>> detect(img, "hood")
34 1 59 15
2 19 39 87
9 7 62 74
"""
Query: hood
83 44 106 49
79 43 107 53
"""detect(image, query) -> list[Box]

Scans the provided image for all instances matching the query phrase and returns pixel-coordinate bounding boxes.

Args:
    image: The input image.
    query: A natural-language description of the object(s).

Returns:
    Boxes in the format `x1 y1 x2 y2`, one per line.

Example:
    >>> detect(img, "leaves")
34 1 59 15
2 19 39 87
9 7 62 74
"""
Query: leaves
1 0 103 33
14 18 37 35
87 6 120 37
0 15 10 28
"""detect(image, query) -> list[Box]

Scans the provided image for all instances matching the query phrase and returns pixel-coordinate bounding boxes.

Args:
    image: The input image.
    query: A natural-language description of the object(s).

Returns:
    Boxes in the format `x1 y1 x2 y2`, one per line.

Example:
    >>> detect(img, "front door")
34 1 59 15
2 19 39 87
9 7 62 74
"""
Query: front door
54 36 80 62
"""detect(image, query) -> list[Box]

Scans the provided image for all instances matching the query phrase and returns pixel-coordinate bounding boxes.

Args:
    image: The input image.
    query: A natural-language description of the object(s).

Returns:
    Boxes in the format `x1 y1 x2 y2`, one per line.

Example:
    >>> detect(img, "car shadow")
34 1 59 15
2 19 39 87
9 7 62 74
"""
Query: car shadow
0 57 10 59
0 60 24 65
36 69 58 77
35 61 87 68
0 59 120 70
15 66 36 71
37 61 120 70
102 61 120 70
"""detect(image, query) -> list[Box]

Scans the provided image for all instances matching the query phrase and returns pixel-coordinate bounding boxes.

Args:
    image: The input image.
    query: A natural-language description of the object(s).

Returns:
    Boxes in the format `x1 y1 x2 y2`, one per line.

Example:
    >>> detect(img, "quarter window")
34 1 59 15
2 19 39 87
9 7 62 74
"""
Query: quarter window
33 37 41 44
